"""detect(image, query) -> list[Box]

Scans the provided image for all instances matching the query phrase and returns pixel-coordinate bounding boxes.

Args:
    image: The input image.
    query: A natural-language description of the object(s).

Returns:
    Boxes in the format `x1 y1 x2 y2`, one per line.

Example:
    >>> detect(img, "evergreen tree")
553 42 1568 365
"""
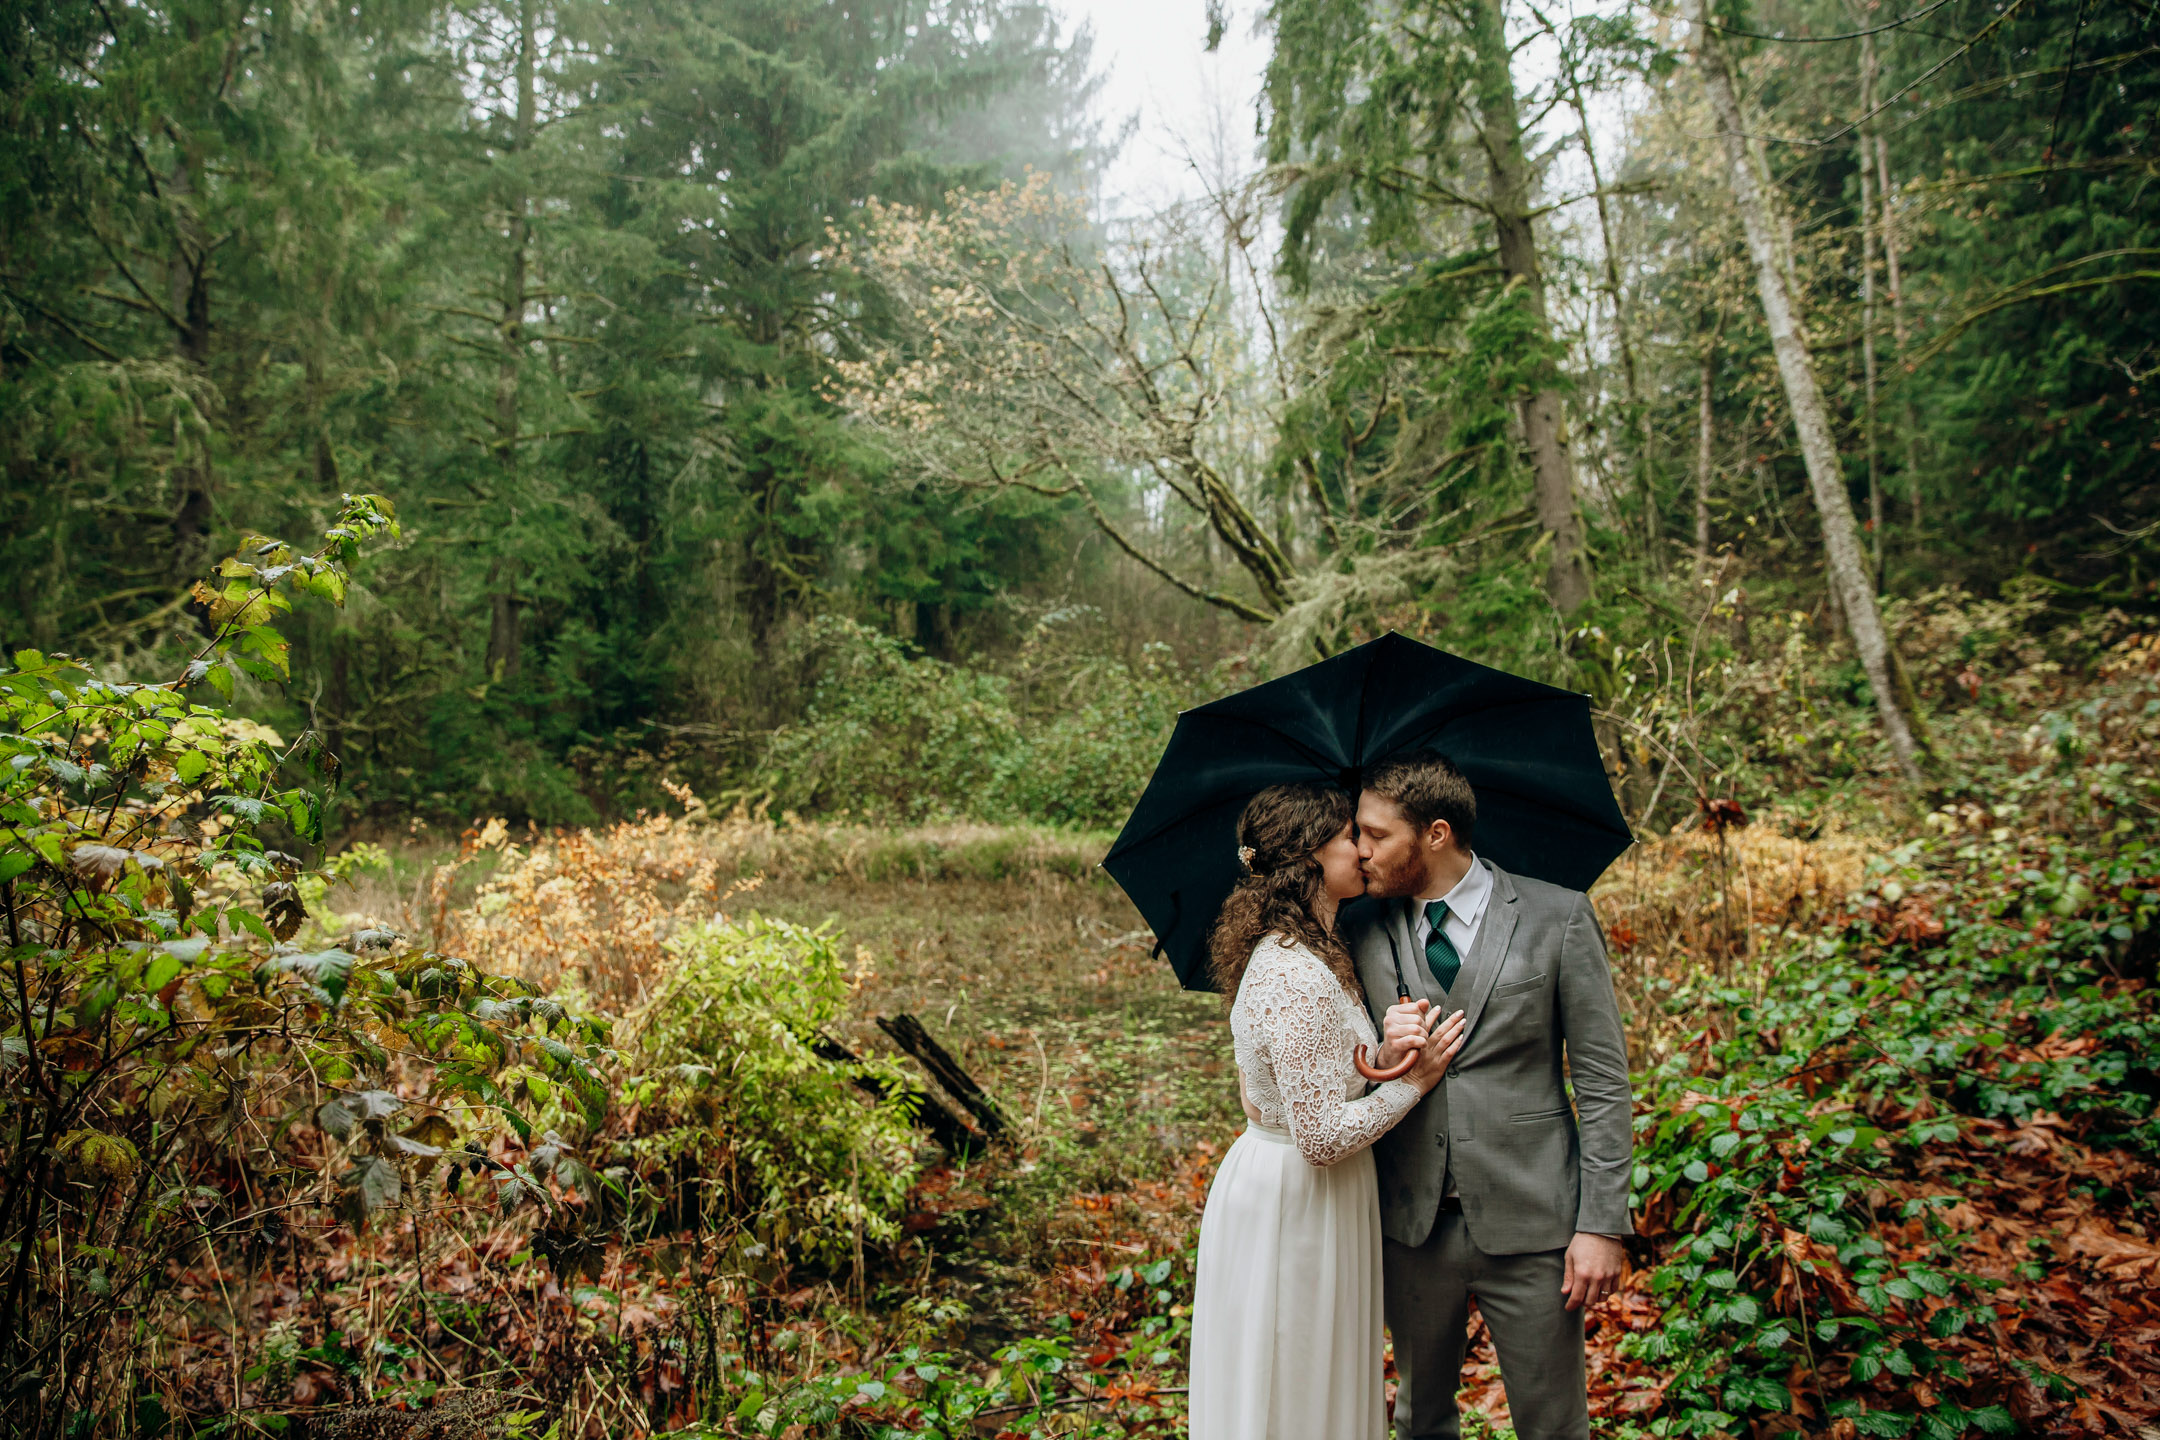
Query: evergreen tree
1262 0 1648 610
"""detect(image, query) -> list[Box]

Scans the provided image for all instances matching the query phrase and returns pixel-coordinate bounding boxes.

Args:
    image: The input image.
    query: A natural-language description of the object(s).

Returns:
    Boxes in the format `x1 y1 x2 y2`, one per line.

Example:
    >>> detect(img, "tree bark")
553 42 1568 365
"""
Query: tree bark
1464 0 1590 612
167 145 214 580
1695 343 1716 564
1550 13 1653 561
1691 0 1924 780
486 0 537 687
1874 129 1921 533
1858 30 1884 585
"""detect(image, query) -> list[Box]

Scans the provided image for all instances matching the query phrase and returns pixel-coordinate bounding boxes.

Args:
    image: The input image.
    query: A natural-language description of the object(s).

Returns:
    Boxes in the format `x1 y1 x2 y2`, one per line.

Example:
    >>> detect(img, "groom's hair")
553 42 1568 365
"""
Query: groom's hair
1363 749 1476 851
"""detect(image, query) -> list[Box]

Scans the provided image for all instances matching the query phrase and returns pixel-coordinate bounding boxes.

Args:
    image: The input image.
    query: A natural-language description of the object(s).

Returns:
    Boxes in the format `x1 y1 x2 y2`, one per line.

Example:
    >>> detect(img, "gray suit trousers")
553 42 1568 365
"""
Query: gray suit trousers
1384 1215 1588 1440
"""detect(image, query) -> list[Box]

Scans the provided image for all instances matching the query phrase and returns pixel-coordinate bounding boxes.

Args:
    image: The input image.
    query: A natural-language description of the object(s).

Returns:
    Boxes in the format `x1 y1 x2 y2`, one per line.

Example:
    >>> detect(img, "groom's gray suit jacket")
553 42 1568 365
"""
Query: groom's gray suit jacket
1346 859 1635 1255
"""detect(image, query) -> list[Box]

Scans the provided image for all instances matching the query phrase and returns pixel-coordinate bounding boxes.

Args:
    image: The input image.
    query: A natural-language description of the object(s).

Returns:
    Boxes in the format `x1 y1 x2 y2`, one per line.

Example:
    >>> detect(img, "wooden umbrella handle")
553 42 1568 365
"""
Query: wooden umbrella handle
1354 988 1424 1081
1354 1044 1418 1081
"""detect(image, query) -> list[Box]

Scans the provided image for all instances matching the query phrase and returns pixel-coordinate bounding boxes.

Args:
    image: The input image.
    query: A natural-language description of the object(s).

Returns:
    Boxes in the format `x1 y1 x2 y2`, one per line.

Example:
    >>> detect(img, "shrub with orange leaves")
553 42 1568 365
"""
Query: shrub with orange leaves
1593 826 1868 1058
434 801 737 1008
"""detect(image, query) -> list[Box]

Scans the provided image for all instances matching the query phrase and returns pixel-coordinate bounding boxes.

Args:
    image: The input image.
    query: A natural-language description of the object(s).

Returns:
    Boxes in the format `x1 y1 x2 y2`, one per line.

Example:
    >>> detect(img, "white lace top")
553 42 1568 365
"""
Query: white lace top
1231 935 1423 1168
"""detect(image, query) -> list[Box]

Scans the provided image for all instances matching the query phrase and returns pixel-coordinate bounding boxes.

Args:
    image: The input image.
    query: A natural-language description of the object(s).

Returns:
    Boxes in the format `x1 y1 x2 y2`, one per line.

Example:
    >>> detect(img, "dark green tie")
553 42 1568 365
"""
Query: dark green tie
1423 900 1461 993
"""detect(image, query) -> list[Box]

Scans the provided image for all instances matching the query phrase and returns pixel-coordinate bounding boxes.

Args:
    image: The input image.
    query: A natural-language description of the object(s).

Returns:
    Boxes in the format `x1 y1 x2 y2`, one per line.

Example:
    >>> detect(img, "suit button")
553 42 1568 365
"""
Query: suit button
1446 1068 1461 1080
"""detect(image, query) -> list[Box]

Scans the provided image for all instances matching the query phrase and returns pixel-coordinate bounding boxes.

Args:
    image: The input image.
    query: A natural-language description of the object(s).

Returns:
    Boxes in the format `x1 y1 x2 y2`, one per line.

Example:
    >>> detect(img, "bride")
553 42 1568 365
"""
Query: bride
1189 782 1465 1440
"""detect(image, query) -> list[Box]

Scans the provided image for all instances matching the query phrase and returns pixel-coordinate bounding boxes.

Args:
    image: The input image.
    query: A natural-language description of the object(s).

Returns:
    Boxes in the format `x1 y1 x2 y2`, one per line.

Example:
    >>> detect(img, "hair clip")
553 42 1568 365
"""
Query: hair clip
1237 844 1256 868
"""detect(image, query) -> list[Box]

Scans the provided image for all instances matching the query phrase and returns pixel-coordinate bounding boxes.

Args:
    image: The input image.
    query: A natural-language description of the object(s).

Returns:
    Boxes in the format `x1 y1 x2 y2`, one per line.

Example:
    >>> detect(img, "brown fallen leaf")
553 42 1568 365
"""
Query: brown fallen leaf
2066 1218 2160 1282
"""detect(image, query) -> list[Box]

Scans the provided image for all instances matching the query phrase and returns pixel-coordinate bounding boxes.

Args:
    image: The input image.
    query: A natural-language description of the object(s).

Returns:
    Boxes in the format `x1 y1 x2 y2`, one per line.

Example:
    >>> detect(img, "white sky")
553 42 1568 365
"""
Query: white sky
1063 0 1276 214
1064 0 1621 217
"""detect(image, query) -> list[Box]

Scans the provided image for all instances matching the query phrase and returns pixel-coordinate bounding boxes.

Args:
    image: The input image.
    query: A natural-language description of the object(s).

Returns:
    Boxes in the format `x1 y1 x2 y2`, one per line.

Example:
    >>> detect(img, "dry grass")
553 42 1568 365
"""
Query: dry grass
322 796 1884 1198
327 798 1119 1008
327 793 1877 1097
1592 823 1872 1062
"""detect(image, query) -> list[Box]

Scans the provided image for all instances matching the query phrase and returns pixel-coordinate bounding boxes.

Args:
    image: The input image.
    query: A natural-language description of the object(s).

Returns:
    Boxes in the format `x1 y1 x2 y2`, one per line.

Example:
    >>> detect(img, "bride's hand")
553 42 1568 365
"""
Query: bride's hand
1406 1009 1468 1092
1375 998 1432 1068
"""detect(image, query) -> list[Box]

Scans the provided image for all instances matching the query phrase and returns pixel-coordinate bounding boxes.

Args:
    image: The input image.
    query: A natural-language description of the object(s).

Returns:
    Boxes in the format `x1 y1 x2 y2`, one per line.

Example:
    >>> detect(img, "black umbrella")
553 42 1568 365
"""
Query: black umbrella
1103 632 1632 991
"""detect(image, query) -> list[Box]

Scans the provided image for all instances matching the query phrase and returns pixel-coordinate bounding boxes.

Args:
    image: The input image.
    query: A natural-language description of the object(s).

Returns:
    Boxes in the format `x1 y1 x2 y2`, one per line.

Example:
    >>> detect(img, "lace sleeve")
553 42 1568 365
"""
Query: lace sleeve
1245 943 1423 1168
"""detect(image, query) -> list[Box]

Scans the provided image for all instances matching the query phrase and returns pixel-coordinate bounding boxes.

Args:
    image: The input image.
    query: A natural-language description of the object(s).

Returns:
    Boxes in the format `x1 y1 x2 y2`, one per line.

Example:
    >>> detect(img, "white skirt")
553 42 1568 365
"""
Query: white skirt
1188 1123 1389 1440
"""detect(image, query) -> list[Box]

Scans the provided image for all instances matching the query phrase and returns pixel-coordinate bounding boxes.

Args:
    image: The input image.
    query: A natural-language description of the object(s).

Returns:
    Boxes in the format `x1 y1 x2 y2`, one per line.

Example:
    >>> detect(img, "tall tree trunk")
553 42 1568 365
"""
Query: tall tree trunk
1858 30 1884 585
1695 342 1716 565
1464 0 1590 611
168 146 214 579
1874 129 1921 533
1551 21 1653 561
486 0 536 687
1690 0 1925 780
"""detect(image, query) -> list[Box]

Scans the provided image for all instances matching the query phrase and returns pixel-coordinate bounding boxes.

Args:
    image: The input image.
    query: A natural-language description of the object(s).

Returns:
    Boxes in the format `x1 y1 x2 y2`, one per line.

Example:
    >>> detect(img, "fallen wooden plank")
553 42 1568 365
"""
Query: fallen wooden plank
876 1013 1009 1140
813 1030 985 1157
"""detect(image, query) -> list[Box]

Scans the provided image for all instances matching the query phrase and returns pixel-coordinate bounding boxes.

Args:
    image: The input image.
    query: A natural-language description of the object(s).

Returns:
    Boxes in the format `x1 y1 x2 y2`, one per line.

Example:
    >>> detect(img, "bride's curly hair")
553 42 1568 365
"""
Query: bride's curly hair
1207 782 1364 1000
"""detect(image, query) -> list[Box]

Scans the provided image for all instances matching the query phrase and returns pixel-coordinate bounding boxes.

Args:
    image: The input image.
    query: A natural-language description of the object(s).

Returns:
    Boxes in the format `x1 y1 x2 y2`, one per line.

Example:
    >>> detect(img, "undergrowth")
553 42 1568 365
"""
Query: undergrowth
8 546 2159 1438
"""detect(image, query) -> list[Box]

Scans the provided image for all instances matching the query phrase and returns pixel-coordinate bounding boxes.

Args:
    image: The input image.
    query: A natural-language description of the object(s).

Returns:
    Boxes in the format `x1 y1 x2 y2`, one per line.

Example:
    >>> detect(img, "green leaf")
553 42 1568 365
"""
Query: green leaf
175 750 210 784
79 977 118 1028
1722 1374 1790 1412
284 791 323 844
0 850 33 885
142 953 181 993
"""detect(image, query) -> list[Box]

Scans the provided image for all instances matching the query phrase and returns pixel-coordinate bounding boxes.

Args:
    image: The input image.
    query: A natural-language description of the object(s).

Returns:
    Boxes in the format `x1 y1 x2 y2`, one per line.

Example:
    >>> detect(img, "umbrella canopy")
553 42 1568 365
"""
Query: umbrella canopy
1103 632 1632 991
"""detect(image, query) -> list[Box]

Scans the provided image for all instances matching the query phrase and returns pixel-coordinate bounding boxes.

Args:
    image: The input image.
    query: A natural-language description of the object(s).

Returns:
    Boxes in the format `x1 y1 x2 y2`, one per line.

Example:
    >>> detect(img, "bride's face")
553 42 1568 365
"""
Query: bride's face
1312 818 1366 902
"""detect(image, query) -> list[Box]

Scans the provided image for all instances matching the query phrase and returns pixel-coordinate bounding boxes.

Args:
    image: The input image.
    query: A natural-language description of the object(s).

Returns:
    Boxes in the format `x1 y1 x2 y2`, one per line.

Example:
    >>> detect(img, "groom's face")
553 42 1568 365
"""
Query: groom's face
1356 791 1434 898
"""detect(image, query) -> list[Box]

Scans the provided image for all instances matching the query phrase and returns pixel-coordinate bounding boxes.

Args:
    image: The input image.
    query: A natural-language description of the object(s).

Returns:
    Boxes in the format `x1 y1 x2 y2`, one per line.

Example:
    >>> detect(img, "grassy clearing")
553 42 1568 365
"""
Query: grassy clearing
330 816 1238 1348
290 637 2160 1439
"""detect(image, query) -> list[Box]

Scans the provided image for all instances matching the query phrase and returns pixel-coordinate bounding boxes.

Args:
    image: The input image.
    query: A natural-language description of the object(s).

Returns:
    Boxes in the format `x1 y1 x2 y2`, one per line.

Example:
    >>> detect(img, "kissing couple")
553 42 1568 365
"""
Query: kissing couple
1187 750 1636 1440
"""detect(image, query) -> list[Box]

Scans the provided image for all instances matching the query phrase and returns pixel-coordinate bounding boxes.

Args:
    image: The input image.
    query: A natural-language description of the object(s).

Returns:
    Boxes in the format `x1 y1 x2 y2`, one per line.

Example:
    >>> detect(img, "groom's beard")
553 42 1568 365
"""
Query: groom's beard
1361 851 1428 899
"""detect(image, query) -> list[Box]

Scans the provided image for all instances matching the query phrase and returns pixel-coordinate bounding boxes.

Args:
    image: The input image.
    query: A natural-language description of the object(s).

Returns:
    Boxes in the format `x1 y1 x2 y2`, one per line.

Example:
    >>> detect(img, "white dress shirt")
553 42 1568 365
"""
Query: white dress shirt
1412 852 1492 966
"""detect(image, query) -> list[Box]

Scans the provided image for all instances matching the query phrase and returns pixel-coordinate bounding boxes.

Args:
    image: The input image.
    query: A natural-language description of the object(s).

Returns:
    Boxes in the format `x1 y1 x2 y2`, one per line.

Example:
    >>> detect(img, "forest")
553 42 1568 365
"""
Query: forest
1 0 2156 1431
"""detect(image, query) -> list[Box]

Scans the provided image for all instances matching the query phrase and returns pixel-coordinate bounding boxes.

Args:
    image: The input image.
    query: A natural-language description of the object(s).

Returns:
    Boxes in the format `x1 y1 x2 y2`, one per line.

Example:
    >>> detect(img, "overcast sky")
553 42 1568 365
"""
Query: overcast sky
1065 0 1631 221
1066 0 1275 214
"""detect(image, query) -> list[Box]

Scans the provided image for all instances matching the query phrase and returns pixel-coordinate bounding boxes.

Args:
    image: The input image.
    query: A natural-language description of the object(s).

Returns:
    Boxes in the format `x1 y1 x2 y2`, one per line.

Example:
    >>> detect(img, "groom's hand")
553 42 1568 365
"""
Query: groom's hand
1561 1233 1627 1311
1376 999 1431 1067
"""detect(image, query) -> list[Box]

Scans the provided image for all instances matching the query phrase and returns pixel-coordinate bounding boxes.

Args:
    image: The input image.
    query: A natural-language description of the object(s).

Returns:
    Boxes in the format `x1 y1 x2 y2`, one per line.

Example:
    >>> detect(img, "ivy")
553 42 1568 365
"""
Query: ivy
1622 814 2159 1436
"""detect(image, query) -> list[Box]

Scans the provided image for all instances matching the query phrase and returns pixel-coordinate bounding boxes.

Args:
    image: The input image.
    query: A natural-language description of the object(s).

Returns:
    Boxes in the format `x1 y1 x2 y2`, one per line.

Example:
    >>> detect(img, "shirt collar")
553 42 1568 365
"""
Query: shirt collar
1419 853 1490 927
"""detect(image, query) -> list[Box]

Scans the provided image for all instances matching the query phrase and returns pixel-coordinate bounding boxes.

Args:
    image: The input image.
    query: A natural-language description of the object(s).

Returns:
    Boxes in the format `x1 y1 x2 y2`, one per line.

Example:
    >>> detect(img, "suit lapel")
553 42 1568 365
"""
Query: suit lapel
1391 898 1435 1005
1452 860 1519 1040
1352 899 1419 1023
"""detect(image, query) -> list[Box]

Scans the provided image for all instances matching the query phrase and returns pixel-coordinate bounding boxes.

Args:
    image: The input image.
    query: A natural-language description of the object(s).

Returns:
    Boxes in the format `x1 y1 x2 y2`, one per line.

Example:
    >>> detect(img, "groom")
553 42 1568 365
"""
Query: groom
1347 749 1635 1440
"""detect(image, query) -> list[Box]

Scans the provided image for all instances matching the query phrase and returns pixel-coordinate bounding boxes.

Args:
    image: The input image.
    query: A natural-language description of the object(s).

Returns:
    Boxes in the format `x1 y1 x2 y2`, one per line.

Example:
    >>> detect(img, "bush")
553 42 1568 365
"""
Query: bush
760 618 1019 822
991 641 1180 829
623 914 920 1262
0 498 617 1434
756 613 1182 830
1623 675 2160 1439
